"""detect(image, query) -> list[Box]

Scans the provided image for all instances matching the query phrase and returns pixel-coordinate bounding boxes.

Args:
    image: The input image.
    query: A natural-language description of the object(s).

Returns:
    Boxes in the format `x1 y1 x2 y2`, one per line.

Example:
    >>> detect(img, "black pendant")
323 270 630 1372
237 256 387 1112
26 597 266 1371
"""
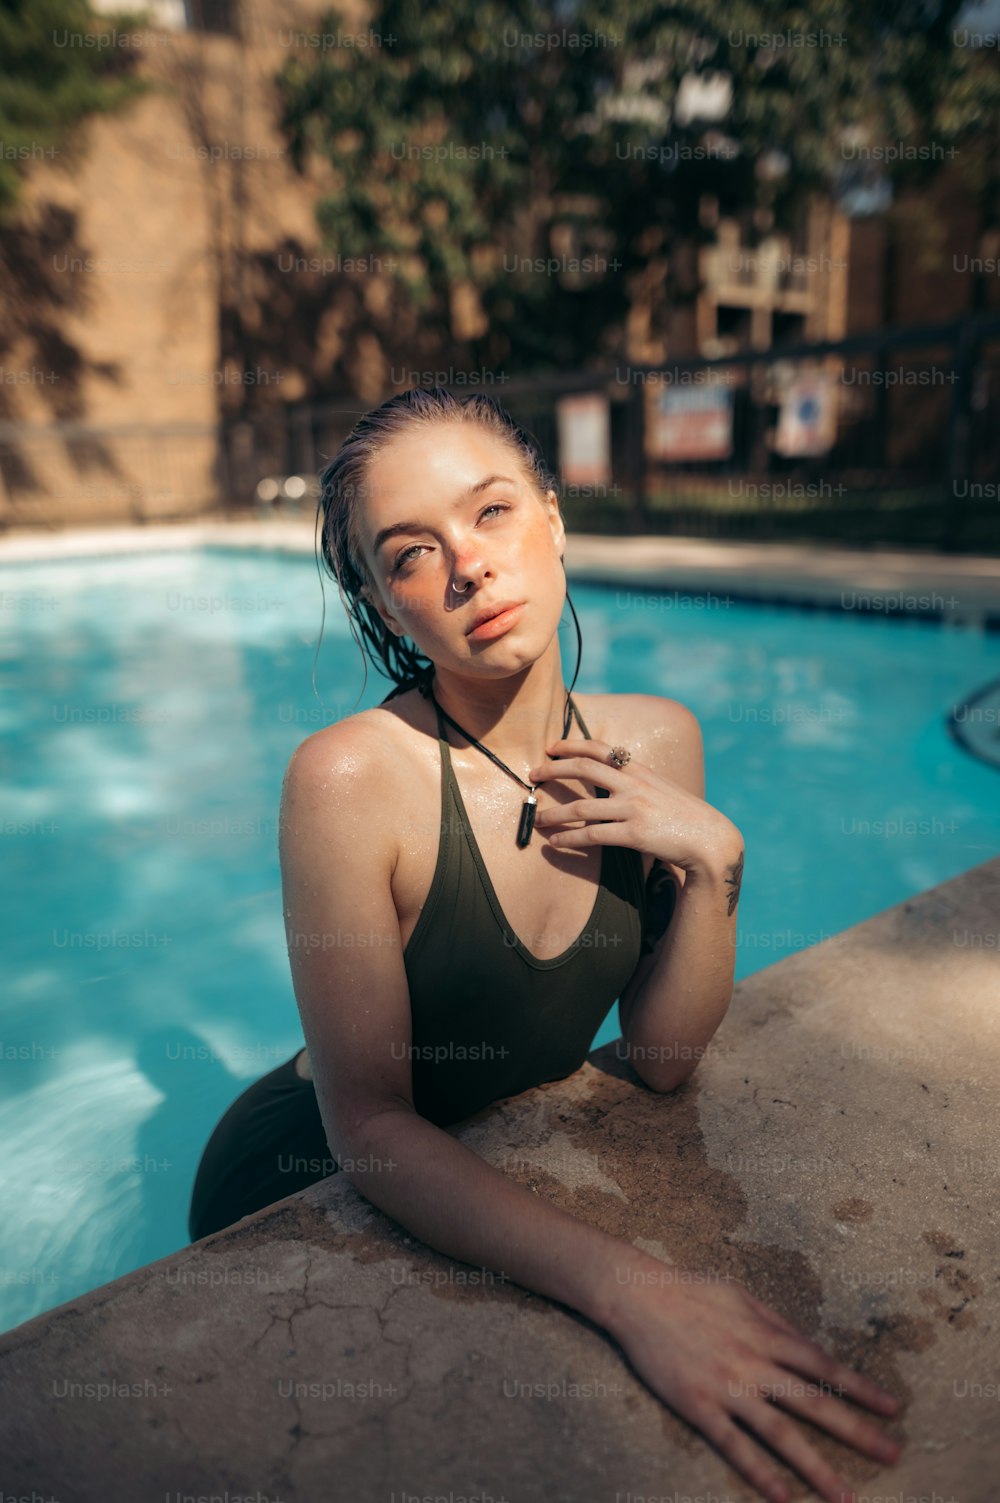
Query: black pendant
516 793 537 847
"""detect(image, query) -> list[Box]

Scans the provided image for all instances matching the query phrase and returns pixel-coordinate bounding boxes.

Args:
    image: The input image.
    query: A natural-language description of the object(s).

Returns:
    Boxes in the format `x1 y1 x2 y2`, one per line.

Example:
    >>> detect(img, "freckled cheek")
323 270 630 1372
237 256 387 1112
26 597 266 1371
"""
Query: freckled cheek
508 513 560 570
389 585 438 634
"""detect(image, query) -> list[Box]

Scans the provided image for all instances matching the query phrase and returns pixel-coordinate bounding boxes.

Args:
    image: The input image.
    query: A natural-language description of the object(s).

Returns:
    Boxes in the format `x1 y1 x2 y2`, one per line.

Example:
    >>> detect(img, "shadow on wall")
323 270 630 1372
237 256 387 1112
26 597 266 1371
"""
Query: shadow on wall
0 200 125 497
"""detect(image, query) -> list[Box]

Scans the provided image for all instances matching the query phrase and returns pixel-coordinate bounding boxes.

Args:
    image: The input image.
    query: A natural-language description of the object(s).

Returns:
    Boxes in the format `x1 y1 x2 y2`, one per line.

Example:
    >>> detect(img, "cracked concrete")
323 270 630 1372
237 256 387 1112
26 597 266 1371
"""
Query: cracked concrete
0 856 998 1503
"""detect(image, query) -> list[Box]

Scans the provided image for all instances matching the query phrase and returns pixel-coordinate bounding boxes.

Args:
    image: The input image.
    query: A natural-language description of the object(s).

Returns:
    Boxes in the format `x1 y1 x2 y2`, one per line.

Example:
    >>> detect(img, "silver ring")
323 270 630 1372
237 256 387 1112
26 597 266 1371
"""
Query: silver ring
608 745 631 769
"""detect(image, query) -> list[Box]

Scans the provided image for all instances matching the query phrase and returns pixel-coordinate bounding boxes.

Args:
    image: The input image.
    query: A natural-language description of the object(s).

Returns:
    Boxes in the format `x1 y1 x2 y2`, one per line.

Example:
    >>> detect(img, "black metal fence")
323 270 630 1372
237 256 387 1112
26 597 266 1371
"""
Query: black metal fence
232 313 1000 553
0 420 223 529
2 315 998 552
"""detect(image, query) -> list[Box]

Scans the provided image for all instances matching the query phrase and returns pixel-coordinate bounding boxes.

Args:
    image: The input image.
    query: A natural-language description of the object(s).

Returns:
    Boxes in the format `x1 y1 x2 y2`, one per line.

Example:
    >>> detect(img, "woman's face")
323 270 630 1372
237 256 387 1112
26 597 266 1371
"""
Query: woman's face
357 422 567 680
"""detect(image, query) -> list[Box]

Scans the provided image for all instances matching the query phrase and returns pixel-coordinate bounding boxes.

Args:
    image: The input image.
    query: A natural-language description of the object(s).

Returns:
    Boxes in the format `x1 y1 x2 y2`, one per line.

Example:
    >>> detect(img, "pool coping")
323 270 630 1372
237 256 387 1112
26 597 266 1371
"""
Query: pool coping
1 514 998 626
1 852 998 1500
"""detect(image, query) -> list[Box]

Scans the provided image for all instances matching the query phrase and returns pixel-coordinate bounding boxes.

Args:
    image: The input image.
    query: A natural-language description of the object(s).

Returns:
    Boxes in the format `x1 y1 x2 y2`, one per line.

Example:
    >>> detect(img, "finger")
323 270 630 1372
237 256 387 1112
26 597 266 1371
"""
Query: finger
744 1298 900 1416
535 798 626 829
766 1332 900 1415
769 1375 902 1466
687 1402 794 1503
540 819 629 849
529 753 623 786
729 1387 857 1503
544 738 620 755
744 1291 803 1338
543 738 661 783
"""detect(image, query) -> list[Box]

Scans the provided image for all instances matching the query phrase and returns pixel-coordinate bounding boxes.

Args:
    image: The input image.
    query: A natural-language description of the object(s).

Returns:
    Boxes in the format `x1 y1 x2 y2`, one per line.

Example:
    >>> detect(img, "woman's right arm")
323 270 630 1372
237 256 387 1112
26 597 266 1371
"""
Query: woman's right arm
278 725 901 1503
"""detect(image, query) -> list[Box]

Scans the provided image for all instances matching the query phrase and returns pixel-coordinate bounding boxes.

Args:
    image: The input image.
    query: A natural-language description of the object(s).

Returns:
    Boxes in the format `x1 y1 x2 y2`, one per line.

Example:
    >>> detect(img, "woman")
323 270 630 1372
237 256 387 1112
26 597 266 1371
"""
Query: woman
189 387 901 1503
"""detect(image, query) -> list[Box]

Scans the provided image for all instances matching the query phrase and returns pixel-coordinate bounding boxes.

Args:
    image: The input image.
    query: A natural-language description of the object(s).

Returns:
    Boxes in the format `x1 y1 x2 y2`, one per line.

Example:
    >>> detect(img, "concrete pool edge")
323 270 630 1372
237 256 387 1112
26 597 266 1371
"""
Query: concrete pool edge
1 515 999 626
1 853 998 1501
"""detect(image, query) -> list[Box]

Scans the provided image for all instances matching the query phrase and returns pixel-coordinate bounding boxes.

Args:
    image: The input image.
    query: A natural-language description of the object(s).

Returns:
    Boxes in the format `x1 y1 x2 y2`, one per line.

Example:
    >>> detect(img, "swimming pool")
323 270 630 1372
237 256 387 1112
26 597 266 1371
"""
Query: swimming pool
3 544 998 1334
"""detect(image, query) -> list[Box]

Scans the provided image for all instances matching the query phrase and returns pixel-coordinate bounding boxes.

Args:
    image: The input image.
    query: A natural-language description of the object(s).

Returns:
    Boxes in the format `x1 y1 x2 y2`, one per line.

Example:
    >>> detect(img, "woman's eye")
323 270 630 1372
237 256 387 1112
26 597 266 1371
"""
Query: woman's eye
392 502 511 571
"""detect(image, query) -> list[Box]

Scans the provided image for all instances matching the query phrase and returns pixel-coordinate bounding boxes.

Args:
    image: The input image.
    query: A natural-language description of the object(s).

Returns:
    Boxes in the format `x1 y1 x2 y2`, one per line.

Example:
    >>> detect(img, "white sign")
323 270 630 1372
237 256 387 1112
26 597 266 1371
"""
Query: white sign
557 393 611 486
774 372 838 457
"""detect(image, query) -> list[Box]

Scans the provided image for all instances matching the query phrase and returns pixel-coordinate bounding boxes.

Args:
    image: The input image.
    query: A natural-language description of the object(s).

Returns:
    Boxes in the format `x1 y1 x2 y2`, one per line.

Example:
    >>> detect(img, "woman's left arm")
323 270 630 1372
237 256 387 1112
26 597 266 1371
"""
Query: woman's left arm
529 696 744 1094
618 848 743 1092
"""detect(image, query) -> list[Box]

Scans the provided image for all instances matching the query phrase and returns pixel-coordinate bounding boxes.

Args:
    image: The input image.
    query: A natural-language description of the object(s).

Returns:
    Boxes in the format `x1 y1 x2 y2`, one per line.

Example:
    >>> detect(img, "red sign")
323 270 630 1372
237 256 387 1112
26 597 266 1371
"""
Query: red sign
647 385 734 461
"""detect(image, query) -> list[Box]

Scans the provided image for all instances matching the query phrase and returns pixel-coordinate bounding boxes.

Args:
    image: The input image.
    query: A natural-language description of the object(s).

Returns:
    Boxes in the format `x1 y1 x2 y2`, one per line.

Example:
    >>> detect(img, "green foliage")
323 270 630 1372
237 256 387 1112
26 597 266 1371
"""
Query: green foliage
0 0 150 219
276 0 1000 370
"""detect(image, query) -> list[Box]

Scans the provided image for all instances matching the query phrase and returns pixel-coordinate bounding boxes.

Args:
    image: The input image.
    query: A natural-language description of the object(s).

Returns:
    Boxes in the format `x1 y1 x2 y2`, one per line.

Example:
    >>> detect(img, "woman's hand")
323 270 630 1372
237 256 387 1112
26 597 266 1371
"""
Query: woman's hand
528 737 741 874
605 1270 902 1503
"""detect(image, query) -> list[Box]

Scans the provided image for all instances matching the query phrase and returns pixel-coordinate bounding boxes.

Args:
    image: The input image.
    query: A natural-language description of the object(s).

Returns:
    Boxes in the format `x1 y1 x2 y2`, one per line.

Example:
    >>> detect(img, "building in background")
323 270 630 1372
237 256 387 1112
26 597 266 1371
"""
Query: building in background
1 0 998 526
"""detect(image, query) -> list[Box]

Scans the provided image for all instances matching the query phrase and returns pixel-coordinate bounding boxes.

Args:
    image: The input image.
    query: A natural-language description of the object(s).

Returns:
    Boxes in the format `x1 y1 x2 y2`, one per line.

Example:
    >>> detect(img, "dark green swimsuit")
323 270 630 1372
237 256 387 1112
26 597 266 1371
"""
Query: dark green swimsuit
405 692 649 1126
188 685 671 1242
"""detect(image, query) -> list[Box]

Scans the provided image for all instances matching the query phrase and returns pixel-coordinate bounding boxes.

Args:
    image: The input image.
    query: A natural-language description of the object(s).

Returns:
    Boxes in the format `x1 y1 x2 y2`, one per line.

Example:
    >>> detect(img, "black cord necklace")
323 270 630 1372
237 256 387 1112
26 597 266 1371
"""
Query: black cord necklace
420 675 577 847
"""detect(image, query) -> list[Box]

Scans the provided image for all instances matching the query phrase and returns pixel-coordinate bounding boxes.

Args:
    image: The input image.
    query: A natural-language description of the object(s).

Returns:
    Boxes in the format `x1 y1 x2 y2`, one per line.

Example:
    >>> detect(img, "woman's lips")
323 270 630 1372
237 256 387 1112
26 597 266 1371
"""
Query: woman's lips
466 602 526 641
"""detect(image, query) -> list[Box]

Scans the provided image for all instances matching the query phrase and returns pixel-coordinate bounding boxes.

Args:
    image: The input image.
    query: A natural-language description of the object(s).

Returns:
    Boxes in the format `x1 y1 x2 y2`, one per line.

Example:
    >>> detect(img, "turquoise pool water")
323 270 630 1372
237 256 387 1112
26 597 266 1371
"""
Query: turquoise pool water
2 544 998 1334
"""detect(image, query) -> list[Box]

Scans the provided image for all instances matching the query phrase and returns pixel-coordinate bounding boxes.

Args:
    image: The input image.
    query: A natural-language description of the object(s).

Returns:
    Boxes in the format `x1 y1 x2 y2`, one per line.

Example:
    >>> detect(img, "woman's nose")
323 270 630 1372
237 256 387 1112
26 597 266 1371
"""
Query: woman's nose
450 549 488 593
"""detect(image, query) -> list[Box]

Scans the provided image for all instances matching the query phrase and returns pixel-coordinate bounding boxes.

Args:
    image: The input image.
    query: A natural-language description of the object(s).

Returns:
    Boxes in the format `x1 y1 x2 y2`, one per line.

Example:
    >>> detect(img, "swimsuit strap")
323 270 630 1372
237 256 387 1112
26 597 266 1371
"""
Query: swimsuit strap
568 696 592 738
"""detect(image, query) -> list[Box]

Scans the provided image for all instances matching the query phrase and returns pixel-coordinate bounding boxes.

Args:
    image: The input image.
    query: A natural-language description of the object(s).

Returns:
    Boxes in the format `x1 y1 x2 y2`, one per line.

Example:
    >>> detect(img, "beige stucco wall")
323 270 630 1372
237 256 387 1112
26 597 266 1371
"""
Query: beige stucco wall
0 0 359 523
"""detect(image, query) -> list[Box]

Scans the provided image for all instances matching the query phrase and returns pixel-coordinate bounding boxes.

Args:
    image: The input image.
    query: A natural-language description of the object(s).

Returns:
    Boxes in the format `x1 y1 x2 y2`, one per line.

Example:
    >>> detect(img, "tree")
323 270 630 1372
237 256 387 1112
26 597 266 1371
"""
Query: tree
0 0 149 220
0 0 151 437
276 0 1000 375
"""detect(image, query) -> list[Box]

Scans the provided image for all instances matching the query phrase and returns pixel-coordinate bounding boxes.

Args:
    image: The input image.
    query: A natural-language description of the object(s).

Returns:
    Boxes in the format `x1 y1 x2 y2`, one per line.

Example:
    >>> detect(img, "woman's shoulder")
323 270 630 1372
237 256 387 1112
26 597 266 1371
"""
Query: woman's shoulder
581 691 703 794
284 687 700 786
283 688 428 791
579 689 699 740
279 698 425 883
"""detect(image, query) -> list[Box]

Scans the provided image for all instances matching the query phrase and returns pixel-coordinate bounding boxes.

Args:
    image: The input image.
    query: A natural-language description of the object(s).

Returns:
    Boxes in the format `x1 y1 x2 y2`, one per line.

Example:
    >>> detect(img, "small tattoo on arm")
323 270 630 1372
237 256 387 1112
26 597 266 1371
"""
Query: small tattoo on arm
724 849 744 917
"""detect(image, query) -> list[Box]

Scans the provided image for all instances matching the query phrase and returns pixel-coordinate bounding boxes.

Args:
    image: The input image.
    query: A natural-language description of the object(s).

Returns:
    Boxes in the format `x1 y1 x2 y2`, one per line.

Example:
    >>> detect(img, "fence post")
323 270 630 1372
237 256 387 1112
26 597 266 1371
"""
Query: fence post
872 341 889 471
942 318 978 553
221 420 256 513
131 436 146 525
292 404 317 479
748 362 770 476
625 382 647 533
